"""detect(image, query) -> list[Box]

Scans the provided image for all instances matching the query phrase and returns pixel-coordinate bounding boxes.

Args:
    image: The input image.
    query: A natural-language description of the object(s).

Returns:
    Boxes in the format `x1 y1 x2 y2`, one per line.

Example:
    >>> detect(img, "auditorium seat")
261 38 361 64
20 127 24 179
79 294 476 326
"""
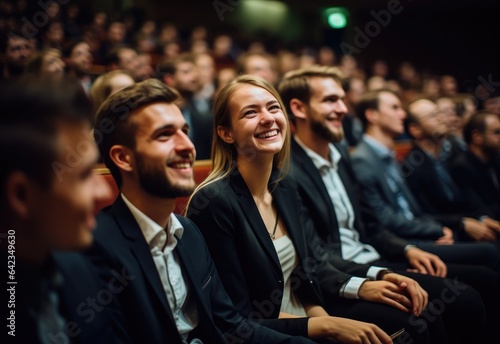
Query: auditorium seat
94 160 212 215
394 140 412 162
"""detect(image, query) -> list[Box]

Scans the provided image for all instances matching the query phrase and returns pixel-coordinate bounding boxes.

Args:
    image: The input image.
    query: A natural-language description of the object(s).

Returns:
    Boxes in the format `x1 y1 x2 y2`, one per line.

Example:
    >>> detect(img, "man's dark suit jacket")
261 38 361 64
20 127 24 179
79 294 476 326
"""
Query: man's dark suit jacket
450 150 500 219
182 98 213 161
289 139 408 260
187 169 379 335
2 252 126 344
351 139 444 241
86 196 311 344
402 144 478 234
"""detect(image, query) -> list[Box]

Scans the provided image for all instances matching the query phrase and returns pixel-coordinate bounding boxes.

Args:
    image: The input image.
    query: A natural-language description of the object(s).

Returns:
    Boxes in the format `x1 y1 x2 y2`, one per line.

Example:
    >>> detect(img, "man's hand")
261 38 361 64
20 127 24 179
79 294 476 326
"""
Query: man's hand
308 317 392 344
482 217 500 234
358 273 428 316
434 227 454 245
463 217 496 241
405 247 447 277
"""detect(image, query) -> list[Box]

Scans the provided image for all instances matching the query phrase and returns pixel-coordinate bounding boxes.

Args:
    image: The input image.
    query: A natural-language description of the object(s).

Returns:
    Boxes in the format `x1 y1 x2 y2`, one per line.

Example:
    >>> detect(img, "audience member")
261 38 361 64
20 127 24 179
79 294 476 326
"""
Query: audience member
450 111 500 220
484 95 500 116
105 45 153 81
436 97 467 152
24 48 65 80
0 79 127 343
64 40 95 95
317 46 336 66
41 20 64 50
194 52 216 100
1 33 32 80
160 54 213 159
212 34 236 69
236 51 278 85
342 76 366 146
90 69 134 110
439 75 458 97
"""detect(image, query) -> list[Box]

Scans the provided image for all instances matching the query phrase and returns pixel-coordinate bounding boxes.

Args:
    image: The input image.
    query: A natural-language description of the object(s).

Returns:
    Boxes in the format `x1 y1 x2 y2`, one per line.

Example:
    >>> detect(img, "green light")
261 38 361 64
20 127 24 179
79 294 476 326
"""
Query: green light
328 13 347 28
325 7 348 29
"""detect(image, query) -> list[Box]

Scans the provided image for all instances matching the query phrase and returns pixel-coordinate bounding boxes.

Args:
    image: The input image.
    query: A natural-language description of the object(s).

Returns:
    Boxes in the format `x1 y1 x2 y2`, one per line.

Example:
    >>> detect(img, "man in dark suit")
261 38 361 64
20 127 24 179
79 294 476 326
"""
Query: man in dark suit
278 66 500 343
64 40 95 95
403 99 500 242
450 111 500 221
88 79 313 344
0 80 127 343
159 54 213 160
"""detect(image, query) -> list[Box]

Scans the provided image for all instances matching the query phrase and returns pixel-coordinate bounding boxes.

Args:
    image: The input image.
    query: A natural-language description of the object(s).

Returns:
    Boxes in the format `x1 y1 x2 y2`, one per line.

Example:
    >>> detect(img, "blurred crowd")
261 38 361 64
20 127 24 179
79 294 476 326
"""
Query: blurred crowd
2 0 500 153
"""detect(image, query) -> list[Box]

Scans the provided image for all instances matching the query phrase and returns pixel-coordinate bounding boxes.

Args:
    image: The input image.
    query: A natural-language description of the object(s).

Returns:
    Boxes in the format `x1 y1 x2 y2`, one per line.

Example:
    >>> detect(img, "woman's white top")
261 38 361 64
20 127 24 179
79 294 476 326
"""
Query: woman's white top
273 234 308 317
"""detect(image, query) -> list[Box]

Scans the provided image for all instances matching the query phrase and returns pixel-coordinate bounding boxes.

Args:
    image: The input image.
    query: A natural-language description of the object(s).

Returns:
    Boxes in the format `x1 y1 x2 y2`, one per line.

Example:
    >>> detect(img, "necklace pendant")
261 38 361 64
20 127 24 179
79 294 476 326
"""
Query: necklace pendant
269 233 275 240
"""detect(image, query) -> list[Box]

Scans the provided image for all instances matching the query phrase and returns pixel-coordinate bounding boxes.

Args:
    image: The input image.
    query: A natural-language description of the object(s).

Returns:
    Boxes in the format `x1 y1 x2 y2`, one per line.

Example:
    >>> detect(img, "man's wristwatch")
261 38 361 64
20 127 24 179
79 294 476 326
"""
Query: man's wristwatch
376 269 394 280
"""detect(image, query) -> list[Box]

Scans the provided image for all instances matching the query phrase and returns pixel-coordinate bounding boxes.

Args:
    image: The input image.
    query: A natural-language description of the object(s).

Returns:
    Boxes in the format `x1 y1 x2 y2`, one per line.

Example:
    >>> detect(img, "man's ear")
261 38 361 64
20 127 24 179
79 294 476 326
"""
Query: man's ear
217 125 234 144
5 171 33 219
289 98 308 120
365 108 378 125
162 74 175 88
408 123 421 140
109 145 134 172
471 129 483 146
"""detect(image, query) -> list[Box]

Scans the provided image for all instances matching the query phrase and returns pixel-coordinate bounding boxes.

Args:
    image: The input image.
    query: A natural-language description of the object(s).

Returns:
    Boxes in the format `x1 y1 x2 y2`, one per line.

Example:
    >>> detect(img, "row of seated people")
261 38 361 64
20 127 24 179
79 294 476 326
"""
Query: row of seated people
4 69 500 344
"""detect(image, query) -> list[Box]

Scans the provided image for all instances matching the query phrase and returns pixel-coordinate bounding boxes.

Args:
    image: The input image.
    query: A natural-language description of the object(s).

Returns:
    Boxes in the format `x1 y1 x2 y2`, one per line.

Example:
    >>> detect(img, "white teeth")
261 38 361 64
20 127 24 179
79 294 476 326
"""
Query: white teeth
256 130 278 139
171 163 191 169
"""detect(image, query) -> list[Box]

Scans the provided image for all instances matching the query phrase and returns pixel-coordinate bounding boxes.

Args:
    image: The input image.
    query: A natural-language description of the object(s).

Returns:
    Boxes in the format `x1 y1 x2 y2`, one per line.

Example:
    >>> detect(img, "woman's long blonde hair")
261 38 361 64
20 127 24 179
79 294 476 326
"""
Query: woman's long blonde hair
186 74 291 211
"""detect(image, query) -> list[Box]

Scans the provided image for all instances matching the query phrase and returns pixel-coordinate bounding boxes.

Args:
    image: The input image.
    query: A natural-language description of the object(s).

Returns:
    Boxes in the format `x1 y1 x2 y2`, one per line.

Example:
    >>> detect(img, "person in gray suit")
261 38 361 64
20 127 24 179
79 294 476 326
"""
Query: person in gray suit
350 89 500 271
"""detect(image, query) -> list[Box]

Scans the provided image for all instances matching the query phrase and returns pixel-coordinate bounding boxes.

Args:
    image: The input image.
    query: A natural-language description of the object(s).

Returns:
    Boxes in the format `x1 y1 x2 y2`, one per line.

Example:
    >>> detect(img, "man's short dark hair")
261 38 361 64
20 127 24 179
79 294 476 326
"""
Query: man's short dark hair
463 111 496 145
104 45 136 67
157 53 196 78
94 78 180 187
63 39 88 59
0 78 93 201
0 31 27 54
356 89 400 131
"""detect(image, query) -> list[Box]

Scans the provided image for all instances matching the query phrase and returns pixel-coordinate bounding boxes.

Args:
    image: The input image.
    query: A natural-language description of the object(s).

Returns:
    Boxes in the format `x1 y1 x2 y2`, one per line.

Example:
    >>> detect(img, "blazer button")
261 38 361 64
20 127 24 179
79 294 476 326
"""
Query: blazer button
309 280 313 284
278 280 282 284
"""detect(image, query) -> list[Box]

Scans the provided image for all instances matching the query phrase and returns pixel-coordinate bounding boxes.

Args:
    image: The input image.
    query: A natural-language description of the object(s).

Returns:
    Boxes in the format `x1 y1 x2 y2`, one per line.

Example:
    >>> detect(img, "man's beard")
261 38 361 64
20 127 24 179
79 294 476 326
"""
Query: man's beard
72 66 90 78
483 143 500 160
135 153 195 198
310 118 344 143
6 62 25 77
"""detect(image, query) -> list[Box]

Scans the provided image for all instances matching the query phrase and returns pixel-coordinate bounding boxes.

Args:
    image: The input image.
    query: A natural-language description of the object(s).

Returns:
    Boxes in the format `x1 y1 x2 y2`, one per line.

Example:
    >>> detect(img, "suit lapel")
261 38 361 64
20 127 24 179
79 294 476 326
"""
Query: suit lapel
291 140 340 233
111 197 172 319
230 171 282 273
360 142 400 209
272 182 309 262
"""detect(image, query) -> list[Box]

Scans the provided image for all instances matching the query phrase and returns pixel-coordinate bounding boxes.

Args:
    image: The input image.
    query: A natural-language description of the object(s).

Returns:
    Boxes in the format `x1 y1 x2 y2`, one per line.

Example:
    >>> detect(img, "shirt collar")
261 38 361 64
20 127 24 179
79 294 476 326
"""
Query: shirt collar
294 136 342 171
121 193 184 247
362 134 395 161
